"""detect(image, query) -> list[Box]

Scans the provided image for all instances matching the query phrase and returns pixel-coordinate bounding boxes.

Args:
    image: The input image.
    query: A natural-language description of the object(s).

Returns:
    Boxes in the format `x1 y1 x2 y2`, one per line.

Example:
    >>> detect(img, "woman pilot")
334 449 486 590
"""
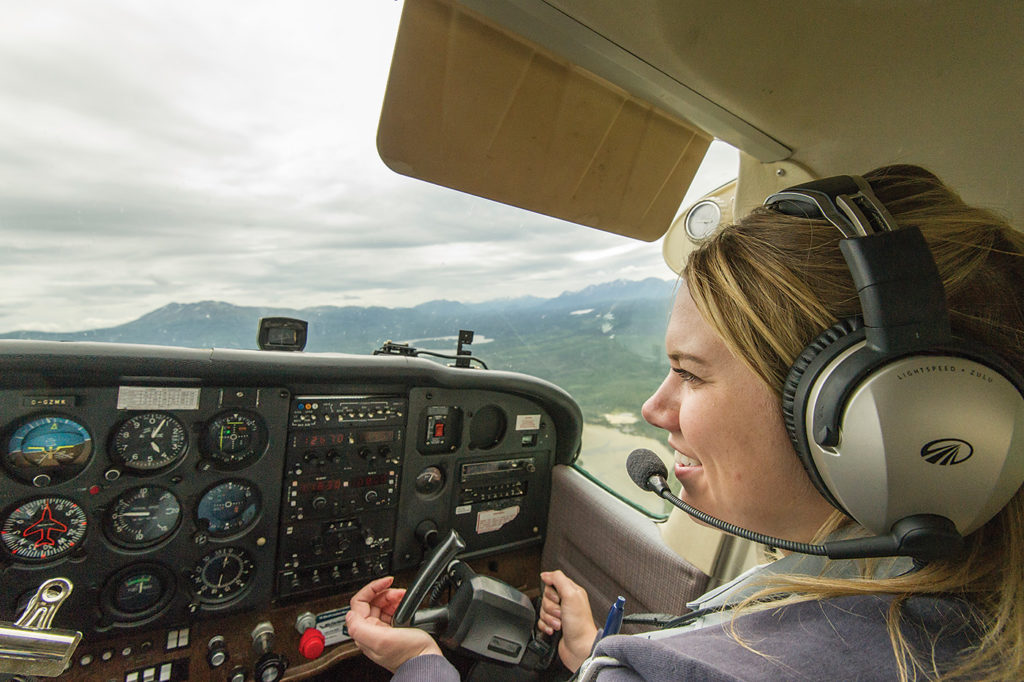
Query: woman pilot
347 165 1024 681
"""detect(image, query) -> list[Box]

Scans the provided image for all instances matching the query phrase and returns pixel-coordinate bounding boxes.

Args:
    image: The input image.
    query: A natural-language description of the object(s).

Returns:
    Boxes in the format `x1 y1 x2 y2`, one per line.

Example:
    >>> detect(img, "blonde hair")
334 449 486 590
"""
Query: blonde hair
683 165 1024 680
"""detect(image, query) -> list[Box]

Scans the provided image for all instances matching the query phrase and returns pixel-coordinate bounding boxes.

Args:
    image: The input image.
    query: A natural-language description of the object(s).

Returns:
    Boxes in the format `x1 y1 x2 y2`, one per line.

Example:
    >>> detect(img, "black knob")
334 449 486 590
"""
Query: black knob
312 496 327 510
415 520 440 548
254 652 288 682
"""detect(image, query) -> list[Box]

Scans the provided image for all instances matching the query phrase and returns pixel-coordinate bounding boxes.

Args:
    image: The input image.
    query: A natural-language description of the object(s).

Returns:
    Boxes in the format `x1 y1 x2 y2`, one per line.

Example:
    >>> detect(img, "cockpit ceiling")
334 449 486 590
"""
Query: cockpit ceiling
453 0 1024 233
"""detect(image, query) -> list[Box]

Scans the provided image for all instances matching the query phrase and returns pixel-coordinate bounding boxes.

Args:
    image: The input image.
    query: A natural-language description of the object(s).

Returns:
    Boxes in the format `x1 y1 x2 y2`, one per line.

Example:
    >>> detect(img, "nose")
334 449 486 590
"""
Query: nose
642 372 678 432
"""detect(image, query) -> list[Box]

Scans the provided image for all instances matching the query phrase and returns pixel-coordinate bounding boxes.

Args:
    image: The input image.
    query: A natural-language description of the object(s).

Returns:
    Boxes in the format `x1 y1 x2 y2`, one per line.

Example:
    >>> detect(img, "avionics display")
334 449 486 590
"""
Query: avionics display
291 429 396 449
295 475 388 494
276 396 407 599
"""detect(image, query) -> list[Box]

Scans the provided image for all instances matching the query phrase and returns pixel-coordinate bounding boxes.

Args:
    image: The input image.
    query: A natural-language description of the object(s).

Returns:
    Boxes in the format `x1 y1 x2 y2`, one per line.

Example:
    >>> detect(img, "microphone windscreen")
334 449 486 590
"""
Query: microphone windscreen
626 448 668 491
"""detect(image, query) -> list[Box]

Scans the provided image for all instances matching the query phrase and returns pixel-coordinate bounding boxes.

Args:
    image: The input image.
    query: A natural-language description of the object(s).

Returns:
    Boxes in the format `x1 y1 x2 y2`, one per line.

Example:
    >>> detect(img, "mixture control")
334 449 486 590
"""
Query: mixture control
251 622 287 682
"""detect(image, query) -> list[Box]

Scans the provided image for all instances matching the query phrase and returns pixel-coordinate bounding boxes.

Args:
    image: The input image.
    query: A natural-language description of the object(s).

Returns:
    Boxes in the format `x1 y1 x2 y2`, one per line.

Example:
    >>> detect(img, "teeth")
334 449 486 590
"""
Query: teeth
675 451 699 467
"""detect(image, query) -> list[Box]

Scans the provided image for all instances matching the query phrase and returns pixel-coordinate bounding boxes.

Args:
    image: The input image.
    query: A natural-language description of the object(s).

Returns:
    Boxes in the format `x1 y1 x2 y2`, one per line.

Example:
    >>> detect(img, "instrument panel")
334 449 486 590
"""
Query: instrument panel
0 341 582 680
0 385 289 633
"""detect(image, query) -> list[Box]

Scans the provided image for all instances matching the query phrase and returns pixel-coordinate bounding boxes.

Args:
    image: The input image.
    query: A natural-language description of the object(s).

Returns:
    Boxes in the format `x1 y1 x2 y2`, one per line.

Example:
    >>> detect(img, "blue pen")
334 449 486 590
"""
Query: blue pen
598 596 625 640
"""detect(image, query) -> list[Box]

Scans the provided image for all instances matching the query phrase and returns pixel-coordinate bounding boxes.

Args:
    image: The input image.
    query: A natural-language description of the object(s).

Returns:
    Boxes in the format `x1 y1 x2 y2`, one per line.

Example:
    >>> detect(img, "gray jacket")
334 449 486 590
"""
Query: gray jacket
392 554 975 681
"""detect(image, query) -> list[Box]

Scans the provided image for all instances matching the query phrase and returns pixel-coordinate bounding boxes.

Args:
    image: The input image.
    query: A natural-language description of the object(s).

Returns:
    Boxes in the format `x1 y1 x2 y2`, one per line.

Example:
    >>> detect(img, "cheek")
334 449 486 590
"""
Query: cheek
679 396 723 446
709 393 795 480
742 405 802 482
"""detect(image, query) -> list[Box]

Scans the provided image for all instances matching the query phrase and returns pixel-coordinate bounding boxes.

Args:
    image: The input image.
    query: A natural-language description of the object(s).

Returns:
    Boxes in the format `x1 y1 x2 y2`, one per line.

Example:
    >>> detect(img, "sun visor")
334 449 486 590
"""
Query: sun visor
377 0 711 242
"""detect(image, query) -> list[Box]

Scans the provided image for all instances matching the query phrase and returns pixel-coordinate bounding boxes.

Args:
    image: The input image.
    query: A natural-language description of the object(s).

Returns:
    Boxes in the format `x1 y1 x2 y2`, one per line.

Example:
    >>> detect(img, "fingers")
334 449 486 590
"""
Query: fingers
538 570 587 636
350 575 396 611
379 587 407 616
541 570 584 599
344 594 445 673
540 570 590 615
537 616 558 636
537 580 563 635
537 603 560 636
537 570 598 671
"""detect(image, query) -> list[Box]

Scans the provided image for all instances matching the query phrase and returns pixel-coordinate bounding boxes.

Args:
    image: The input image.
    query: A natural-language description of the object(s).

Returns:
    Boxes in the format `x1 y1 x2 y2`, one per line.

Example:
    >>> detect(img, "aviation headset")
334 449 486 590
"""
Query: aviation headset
763 174 1024 547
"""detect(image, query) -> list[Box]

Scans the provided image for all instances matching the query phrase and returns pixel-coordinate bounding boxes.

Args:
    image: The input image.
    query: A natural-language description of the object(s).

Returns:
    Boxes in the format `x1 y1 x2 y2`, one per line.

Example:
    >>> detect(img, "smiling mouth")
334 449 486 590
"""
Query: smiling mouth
674 451 700 468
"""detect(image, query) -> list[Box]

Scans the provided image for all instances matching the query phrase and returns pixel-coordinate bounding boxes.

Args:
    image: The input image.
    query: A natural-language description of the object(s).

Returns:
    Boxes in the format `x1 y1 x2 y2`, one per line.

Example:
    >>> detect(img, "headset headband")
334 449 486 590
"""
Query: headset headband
765 175 898 237
764 174 951 353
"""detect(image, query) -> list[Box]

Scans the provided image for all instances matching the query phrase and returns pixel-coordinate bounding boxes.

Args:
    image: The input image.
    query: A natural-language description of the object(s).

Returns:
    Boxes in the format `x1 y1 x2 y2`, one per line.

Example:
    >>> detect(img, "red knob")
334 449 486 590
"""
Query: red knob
298 627 325 659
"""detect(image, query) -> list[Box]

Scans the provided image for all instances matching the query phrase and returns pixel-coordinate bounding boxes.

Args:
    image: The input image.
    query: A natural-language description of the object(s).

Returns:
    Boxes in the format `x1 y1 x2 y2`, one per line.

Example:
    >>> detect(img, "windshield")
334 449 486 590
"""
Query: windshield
0 1 737 511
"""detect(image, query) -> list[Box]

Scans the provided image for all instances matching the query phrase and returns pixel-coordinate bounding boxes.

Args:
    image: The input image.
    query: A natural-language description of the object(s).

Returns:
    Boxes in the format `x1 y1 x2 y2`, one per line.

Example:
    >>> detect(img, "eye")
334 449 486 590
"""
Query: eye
672 367 703 384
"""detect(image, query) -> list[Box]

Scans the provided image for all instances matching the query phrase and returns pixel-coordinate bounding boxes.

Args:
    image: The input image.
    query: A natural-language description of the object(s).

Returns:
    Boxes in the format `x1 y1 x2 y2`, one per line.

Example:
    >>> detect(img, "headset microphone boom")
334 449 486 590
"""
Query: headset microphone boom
625 448 961 561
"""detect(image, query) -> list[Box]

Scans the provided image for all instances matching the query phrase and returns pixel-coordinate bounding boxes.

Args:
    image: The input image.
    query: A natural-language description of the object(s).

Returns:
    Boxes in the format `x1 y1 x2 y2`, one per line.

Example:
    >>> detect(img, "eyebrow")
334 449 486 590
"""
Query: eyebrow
668 352 709 367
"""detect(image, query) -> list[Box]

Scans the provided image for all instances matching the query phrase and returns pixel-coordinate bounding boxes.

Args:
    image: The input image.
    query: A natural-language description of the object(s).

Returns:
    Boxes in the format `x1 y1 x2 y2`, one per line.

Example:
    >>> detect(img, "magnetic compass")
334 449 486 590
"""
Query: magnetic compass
1 497 88 563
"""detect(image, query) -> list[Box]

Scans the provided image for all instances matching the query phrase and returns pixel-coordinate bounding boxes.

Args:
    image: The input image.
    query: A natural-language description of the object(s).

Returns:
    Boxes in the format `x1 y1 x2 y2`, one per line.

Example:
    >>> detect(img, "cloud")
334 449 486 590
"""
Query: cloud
0 1 737 333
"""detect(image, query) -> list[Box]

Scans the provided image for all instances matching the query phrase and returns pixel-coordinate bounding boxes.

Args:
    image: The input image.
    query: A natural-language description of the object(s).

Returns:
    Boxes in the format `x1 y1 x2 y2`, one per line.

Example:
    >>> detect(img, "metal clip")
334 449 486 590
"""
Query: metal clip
0 578 82 677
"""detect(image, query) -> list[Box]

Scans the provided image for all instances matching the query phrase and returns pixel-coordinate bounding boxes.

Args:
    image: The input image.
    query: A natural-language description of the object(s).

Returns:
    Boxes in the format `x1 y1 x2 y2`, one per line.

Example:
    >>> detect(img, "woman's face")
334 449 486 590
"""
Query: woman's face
641 283 834 542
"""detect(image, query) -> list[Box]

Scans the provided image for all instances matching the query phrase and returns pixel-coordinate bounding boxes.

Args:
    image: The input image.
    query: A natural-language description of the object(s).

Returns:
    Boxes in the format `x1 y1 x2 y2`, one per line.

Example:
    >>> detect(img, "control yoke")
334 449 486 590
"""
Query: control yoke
0 578 82 677
392 529 536 665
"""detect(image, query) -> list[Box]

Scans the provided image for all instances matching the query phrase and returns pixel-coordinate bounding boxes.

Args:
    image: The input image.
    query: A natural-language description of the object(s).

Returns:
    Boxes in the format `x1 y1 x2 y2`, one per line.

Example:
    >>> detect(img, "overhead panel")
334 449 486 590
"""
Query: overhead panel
377 0 711 241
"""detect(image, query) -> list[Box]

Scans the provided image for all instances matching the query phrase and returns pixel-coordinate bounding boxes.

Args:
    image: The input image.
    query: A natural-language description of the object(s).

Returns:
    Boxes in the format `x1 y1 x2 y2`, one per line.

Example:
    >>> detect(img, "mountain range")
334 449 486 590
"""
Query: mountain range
0 278 679 433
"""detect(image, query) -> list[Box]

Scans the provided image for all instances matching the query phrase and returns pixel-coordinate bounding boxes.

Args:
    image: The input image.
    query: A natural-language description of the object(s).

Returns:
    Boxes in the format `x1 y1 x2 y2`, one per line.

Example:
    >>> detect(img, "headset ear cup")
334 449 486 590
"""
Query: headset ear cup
782 317 864 512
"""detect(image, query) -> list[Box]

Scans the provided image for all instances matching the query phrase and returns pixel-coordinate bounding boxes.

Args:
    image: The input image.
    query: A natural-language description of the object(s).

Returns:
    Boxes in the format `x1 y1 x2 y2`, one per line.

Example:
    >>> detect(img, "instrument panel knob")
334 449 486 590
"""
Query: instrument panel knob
207 635 228 668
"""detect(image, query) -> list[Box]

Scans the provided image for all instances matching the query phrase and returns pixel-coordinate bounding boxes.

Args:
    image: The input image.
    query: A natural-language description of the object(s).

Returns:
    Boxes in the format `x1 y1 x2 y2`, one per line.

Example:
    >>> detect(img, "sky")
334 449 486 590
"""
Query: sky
0 1 737 334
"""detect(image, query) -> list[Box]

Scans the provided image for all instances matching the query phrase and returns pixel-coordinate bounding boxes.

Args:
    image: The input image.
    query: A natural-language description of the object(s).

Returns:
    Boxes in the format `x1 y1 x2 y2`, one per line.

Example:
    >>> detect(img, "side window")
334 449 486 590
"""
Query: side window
570 142 738 516
576 422 678 517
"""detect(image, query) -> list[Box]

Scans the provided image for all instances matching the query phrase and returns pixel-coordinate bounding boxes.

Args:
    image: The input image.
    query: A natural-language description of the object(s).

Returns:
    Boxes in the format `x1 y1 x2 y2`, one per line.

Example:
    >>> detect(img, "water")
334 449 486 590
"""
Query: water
577 423 674 515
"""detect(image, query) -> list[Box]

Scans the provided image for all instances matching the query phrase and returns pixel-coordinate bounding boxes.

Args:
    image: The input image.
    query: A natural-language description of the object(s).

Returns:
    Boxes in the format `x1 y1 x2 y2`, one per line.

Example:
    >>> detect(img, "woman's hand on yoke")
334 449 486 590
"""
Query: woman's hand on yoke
345 575 444 673
538 570 599 672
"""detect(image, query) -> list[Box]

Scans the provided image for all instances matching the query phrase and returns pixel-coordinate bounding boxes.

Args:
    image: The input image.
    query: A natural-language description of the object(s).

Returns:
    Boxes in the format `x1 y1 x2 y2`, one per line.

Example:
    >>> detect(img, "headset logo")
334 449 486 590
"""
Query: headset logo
920 438 974 465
